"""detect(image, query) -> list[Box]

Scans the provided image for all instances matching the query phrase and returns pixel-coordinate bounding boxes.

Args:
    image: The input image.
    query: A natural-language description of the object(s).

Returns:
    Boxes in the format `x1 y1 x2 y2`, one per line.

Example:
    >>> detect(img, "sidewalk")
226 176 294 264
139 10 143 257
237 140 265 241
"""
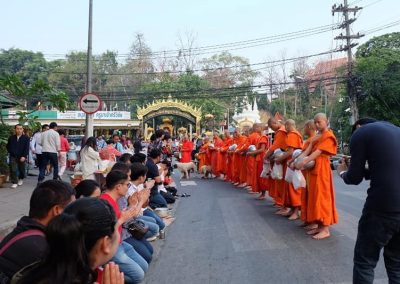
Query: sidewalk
0 168 71 239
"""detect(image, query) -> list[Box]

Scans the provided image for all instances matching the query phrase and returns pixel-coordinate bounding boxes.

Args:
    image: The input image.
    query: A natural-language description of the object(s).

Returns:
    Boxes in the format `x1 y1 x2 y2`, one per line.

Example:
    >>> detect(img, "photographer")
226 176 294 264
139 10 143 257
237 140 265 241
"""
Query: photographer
337 118 400 284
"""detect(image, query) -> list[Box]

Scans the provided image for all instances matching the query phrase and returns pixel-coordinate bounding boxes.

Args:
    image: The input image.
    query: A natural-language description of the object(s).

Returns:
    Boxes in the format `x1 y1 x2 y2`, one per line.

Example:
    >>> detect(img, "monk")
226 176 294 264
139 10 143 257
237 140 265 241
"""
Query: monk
247 123 270 198
295 113 339 240
198 136 211 178
245 125 261 193
218 130 233 180
265 118 288 208
275 119 303 219
295 120 316 227
237 130 250 188
180 136 193 163
231 130 248 186
210 133 223 177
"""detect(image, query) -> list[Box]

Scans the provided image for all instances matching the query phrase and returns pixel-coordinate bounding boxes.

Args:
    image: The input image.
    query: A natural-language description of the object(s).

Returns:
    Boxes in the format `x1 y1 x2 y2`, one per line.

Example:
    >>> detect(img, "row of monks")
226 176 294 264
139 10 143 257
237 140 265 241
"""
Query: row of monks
197 113 338 240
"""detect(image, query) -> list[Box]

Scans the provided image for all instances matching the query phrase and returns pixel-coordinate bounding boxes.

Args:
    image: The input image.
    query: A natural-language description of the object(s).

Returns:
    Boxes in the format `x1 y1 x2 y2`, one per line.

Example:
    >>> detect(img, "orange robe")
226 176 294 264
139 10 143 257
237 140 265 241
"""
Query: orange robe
246 132 261 186
198 142 210 171
268 126 287 206
180 140 193 163
251 134 270 192
284 130 303 207
300 136 313 222
305 130 339 226
238 137 249 184
218 137 233 176
211 137 223 176
232 135 247 183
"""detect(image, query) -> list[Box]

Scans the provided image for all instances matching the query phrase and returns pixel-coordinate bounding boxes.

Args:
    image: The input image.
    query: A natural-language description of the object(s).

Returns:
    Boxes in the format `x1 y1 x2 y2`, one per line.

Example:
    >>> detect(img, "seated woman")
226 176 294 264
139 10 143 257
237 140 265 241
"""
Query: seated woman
75 179 102 198
14 198 122 284
99 139 122 162
110 163 158 262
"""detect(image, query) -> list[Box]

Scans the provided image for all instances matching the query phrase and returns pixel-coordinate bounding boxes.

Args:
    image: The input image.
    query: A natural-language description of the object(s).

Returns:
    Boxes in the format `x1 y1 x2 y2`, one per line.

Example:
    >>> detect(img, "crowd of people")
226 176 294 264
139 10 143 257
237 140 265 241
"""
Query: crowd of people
197 113 338 240
2 114 400 283
0 126 184 284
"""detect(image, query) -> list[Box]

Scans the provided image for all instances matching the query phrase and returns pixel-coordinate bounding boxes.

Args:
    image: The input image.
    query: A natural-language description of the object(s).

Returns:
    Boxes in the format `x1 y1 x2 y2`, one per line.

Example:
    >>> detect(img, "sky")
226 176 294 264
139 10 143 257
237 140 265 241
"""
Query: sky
1 0 399 66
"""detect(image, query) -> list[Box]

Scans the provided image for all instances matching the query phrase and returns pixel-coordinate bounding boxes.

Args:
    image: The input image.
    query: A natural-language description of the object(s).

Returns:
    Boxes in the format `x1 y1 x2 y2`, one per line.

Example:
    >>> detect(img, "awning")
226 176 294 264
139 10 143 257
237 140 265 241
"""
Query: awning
0 93 19 109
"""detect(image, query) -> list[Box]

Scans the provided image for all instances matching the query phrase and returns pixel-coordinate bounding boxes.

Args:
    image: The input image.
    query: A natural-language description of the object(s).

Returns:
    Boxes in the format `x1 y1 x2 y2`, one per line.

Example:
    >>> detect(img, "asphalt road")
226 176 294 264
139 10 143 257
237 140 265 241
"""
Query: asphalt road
144 173 388 284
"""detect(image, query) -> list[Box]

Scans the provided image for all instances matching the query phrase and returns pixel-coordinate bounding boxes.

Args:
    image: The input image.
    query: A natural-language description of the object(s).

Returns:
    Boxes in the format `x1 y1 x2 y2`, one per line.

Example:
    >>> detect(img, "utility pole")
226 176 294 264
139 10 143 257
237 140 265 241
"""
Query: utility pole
85 0 94 139
332 0 364 123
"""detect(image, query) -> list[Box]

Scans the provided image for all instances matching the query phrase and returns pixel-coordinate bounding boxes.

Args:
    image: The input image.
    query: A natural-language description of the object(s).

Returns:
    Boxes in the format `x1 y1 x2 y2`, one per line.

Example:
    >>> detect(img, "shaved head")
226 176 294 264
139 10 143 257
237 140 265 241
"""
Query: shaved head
252 123 262 133
304 120 316 130
314 113 328 121
267 117 281 131
285 119 296 127
284 119 296 132
304 120 316 136
314 113 329 132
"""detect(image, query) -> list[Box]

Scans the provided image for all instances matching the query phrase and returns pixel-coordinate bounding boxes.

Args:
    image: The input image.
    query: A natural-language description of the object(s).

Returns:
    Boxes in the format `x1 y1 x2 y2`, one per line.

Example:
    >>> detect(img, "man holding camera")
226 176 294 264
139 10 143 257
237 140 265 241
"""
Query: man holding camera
337 118 400 284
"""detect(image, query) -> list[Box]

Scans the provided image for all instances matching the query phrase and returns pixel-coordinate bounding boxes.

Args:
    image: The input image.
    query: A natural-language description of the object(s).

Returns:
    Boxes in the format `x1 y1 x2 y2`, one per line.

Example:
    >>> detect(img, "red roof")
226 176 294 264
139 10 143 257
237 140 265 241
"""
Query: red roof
306 57 347 96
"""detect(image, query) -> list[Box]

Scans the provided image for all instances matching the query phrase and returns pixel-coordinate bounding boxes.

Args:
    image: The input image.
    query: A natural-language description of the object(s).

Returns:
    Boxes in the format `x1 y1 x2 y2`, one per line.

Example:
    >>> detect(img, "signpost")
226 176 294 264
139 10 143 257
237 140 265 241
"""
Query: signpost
79 93 102 114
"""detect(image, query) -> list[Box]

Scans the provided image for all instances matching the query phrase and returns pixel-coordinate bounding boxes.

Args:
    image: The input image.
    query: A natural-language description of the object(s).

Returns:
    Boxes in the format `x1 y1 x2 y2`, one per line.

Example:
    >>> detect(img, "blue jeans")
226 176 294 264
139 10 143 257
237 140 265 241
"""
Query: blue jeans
353 210 400 284
138 216 159 239
124 237 154 263
112 242 148 284
144 208 166 230
149 192 168 208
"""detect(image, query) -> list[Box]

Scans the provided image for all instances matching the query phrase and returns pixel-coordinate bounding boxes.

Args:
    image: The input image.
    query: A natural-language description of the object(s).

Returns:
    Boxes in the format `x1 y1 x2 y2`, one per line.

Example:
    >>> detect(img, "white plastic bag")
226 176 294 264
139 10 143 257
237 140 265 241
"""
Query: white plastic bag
285 167 294 183
260 160 271 178
292 170 306 190
271 163 283 180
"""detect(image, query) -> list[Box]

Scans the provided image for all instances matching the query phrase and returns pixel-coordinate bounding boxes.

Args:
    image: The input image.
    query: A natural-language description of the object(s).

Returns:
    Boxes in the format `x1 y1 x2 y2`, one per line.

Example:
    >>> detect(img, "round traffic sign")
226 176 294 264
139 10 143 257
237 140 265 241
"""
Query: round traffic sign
79 93 102 114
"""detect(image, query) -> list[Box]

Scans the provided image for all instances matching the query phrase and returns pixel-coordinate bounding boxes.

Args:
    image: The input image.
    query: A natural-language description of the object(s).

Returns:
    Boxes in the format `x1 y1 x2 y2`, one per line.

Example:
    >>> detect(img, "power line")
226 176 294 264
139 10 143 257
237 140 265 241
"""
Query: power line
42 24 339 61
56 76 347 101
42 49 343 76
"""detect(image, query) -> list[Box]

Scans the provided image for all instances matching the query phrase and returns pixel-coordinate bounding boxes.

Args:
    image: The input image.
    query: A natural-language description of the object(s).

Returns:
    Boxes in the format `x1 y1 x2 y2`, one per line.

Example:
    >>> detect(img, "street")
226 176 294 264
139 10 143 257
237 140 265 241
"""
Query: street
0 170 389 283
145 172 388 284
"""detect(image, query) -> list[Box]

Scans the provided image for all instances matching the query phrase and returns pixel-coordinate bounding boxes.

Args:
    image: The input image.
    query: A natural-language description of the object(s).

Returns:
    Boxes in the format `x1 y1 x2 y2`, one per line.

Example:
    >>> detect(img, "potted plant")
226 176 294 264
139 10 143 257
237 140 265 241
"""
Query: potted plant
0 123 11 187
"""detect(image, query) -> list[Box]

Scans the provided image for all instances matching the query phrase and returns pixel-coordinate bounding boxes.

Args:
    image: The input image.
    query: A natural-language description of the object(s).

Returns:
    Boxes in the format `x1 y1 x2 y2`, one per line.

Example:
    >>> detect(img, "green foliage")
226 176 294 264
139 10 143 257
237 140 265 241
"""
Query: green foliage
0 124 12 175
353 32 400 125
0 48 49 84
356 32 400 58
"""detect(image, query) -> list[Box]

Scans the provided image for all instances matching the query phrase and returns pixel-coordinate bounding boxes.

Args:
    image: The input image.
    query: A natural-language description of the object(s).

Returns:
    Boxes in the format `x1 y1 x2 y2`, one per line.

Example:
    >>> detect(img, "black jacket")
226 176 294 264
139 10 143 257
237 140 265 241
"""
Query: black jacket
343 121 400 213
6 135 30 159
0 217 48 280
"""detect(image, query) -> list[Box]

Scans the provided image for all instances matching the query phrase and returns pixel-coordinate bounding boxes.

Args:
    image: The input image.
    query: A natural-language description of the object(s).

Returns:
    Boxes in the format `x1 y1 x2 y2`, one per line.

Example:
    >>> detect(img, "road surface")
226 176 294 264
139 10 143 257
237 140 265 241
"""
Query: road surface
145 173 388 284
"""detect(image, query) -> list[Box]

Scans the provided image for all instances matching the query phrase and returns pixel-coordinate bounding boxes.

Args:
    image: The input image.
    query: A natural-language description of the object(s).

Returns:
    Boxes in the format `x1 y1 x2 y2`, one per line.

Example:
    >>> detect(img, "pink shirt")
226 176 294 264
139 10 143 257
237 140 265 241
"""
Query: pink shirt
60 136 70 152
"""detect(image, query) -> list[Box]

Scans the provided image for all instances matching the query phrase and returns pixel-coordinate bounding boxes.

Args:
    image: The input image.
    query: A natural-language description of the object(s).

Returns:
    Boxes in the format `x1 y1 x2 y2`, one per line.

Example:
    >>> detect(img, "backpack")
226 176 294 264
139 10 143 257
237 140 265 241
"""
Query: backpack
0 230 44 284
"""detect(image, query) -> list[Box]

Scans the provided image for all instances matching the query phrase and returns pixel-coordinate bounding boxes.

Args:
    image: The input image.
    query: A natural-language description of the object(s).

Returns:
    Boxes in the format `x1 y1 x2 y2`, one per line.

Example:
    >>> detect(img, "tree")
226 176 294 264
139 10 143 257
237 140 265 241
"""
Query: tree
200 51 257 88
353 32 400 125
0 48 49 84
0 74 70 131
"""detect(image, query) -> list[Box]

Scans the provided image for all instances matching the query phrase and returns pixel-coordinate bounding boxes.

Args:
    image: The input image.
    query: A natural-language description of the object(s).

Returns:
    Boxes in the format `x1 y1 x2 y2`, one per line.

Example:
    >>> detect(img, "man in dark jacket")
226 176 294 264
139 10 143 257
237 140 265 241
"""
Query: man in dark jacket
0 180 75 283
6 124 30 188
337 119 400 284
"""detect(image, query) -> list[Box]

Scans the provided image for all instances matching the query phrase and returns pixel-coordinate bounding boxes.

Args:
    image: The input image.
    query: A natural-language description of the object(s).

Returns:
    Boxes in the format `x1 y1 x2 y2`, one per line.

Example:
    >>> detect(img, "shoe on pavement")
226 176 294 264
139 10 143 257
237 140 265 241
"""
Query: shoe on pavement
11 184 18 189
146 234 159 242
17 179 23 186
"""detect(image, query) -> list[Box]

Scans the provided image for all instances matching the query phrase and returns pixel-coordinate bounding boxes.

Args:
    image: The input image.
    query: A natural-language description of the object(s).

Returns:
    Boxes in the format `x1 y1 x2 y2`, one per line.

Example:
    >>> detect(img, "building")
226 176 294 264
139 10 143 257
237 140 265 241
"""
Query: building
0 109 140 136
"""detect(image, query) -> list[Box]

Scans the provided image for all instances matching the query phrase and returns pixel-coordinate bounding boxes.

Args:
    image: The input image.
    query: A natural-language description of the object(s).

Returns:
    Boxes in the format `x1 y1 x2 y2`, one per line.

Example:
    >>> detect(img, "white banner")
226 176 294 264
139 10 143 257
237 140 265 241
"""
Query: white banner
57 111 131 120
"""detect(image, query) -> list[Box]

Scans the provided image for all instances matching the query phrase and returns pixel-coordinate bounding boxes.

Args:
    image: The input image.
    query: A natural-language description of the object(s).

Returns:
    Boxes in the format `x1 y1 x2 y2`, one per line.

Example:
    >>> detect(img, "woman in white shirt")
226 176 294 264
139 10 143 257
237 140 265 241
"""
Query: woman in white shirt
80 137 101 180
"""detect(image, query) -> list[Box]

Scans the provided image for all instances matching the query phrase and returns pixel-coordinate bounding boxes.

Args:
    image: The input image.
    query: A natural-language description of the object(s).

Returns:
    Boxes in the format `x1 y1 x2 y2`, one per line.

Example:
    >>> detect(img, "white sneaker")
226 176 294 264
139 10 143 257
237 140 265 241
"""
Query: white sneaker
11 184 18 188
17 180 23 186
